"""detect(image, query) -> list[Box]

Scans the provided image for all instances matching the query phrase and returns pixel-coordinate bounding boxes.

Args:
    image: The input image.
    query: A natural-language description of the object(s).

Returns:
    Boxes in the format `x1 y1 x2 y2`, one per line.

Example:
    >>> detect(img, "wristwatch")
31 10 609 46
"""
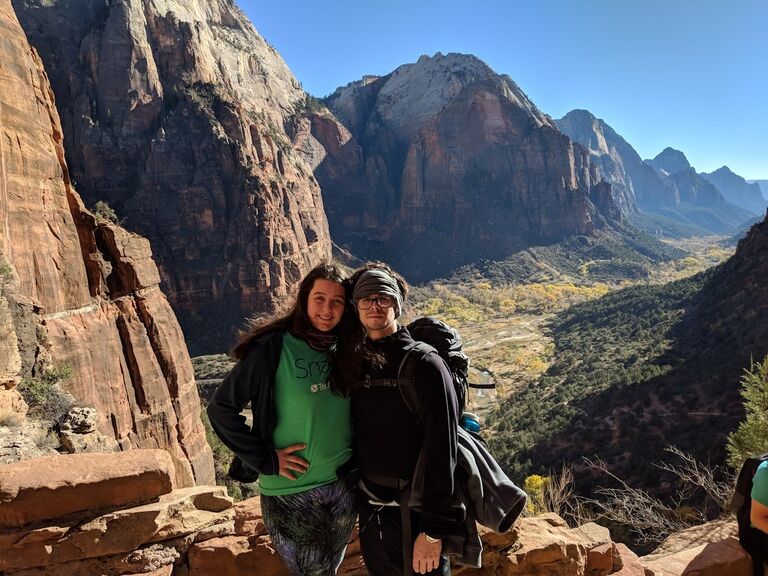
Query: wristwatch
423 533 440 543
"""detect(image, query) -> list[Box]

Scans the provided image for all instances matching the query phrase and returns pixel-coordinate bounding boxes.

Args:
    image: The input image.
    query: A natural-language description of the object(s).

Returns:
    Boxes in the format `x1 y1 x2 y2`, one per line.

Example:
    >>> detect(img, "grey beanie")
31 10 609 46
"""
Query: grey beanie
352 269 403 318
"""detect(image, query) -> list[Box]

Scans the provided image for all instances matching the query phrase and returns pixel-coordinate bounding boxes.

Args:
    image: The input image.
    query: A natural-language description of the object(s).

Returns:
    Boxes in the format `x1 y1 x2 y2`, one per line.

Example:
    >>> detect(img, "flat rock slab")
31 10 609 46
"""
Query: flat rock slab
641 519 751 576
0 485 232 571
0 449 175 529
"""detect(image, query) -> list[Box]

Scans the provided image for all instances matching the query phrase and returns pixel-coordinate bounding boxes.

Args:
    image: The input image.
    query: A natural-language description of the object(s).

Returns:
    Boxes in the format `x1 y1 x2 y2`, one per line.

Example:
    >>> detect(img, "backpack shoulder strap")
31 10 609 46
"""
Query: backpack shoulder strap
397 341 436 421
352 342 437 420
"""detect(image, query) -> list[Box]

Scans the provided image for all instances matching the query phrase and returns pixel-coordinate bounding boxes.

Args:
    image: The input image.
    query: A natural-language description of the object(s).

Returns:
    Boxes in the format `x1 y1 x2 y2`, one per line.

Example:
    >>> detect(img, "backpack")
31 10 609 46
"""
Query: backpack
730 453 768 576
359 317 494 438
405 317 494 414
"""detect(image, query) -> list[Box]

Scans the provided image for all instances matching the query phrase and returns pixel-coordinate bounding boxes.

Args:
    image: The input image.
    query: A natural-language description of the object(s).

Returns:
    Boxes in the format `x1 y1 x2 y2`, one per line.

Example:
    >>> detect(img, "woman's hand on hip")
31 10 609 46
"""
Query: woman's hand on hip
276 444 309 480
412 533 441 574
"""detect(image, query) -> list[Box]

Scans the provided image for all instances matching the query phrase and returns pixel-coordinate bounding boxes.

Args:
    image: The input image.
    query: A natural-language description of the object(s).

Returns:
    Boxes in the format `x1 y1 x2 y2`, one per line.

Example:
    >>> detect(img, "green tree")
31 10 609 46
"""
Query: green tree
727 355 768 469
0 259 13 287
92 201 119 224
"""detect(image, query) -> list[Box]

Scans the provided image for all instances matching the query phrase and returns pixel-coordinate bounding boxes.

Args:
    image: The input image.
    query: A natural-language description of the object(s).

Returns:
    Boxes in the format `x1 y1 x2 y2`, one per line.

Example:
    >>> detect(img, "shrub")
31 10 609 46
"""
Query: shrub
92 201 119 224
18 365 76 425
31 428 60 450
0 411 22 428
523 474 548 515
726 355 768 469
0 261 13 285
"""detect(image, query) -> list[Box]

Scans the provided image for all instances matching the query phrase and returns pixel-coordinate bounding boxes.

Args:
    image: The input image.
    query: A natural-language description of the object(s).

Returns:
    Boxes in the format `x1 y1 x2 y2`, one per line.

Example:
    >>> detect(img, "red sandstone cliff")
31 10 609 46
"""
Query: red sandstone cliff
13 0 332 353
0 0 213 486
313 53 619 280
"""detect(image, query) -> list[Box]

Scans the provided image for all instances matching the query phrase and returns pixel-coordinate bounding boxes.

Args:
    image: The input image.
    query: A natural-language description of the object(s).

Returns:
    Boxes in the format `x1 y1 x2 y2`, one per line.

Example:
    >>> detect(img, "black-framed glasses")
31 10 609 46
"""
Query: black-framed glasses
356 296 395 310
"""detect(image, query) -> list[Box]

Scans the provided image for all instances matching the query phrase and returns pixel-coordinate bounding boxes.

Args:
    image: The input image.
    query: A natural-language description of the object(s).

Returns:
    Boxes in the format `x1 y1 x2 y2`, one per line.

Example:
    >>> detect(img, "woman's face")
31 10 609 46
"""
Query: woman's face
306 278 346 332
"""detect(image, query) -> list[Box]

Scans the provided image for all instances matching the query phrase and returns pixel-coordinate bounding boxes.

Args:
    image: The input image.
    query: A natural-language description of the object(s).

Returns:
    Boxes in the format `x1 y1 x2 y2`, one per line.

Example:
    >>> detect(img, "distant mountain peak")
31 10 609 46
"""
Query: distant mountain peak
556 109 611 155
646 147 692 177
561 109 598 121
328 51 550 144
701 166 767 215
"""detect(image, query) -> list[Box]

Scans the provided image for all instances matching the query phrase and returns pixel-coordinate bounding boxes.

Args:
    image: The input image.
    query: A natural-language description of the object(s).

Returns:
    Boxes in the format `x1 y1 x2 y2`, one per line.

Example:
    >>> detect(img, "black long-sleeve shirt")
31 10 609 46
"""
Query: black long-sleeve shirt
352 327 462 536
206 332 283 478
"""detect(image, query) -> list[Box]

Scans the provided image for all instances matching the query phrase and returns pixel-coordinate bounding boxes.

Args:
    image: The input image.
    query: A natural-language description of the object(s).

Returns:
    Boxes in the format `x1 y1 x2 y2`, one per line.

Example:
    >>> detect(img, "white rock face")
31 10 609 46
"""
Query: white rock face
332 52 551 143
126 0 305 123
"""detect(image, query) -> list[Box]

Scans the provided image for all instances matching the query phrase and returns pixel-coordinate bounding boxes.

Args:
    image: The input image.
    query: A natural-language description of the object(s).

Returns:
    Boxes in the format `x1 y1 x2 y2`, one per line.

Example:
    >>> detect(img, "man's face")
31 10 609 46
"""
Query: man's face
356 293 397 339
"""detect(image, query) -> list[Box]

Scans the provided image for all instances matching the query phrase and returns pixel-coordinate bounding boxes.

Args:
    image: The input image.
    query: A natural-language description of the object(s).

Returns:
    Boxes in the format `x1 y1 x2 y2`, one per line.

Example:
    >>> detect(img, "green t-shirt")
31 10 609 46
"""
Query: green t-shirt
752 461 768 507
259 333 352 496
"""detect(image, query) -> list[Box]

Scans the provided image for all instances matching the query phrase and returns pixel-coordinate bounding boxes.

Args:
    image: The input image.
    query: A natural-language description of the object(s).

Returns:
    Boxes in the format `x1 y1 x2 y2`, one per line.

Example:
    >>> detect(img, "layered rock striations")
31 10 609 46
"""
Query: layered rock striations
1 451 752 575
13 0 332 353
0 0 212 486
702 166 767 216
313 53 619 280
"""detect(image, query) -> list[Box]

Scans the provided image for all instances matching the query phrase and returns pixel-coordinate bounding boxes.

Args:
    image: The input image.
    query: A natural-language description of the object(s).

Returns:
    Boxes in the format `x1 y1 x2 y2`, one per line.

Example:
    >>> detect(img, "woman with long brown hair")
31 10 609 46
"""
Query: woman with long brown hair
207 262 355 575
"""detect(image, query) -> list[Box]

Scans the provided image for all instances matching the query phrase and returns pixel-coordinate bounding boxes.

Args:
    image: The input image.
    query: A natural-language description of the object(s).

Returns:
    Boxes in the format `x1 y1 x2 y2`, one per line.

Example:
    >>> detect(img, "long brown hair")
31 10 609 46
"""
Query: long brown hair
231 262 349 360
332 261 409 395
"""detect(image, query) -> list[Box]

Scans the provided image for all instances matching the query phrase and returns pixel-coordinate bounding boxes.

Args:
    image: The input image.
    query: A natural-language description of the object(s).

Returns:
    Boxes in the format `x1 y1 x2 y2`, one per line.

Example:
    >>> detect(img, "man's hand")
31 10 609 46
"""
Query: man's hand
276 443 309 480
412 532 441 574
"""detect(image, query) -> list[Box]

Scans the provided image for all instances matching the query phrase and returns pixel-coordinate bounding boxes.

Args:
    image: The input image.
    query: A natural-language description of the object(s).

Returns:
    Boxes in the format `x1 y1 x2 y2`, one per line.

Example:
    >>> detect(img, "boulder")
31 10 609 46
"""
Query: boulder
641 518 751 576
612 543 650 576
0 450 175 529
187 535 291 576
494 513 589 575
0 388 28 418
233 496 267 536
0 485 232 571
58 406 120 453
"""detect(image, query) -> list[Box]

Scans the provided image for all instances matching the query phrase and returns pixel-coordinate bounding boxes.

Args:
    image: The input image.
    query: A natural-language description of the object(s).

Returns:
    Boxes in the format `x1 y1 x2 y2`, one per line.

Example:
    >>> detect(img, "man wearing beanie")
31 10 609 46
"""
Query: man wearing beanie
336 262 463 576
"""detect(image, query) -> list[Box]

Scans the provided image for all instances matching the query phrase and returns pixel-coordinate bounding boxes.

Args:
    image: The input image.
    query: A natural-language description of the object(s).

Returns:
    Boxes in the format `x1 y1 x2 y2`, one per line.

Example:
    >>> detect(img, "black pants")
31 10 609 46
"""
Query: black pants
357 498 450 576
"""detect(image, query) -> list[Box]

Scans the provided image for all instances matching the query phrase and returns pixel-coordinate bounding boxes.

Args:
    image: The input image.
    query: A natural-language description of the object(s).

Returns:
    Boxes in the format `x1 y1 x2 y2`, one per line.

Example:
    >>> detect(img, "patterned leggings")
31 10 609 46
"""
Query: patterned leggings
261 479 357 575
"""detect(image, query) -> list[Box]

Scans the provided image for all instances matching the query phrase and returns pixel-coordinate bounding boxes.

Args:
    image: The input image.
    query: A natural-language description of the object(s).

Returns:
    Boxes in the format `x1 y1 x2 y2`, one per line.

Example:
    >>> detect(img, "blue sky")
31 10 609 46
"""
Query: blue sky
239 0 767 180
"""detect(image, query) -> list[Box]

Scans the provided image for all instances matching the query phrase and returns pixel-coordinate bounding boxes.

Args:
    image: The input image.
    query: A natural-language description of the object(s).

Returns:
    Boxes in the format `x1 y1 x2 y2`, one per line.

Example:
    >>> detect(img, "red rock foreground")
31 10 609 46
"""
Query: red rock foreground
0 450 755 575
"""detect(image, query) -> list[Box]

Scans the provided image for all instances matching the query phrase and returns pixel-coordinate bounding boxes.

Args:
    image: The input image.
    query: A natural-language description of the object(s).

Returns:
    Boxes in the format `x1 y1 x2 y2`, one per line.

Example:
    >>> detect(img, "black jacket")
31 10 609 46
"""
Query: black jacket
353 327 463 536
206 331 283 480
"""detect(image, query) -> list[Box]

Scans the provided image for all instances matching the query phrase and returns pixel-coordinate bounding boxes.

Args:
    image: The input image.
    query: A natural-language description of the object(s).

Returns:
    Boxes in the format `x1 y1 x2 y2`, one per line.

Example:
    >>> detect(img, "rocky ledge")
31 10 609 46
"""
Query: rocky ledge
0 451 755 575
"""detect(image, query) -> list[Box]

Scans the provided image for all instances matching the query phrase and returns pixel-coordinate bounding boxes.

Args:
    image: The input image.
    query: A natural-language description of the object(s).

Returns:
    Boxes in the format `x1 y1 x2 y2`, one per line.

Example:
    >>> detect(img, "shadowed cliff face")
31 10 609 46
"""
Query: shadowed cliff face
556 109 669 213
313 53 619 281
0 0 213 486
559 114 755 235
702 166 767 216
13 0 331 354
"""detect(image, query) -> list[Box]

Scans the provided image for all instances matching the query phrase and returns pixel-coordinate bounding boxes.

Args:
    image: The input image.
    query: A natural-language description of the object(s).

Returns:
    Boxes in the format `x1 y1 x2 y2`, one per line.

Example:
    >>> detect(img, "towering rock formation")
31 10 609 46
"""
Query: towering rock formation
702 166 767 216
558 112 753 234
0 0 213 486
555 110 672 212
13 0 331 353
312 53 618 280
